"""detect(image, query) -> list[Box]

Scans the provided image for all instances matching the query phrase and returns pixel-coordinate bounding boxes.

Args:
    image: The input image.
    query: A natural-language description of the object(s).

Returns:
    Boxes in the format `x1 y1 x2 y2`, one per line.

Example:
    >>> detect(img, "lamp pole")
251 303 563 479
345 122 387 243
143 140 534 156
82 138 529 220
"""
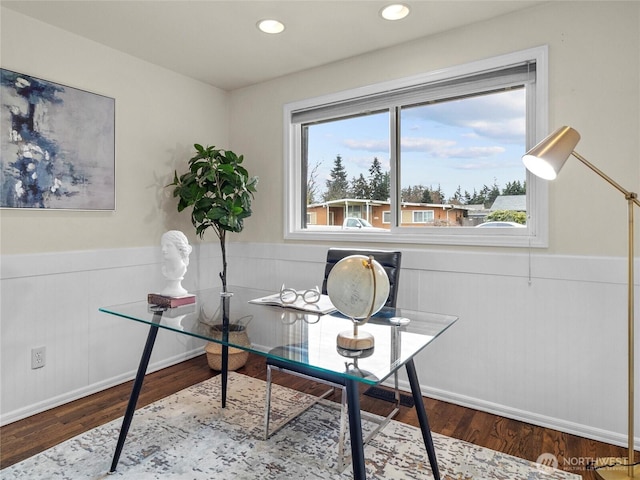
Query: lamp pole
556 151 640 480
628 195 636 479
571 151 639 479
523 127 639 478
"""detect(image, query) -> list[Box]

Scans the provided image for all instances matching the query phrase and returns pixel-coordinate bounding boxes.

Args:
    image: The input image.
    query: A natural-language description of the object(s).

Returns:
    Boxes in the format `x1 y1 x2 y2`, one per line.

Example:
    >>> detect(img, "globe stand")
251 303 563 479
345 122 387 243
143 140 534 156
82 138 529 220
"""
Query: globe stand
337 324 375 351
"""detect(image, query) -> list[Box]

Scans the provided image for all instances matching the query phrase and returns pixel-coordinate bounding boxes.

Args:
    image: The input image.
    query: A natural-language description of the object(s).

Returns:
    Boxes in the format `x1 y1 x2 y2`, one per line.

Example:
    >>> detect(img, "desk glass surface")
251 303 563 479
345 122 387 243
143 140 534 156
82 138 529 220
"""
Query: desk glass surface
99 286 457 386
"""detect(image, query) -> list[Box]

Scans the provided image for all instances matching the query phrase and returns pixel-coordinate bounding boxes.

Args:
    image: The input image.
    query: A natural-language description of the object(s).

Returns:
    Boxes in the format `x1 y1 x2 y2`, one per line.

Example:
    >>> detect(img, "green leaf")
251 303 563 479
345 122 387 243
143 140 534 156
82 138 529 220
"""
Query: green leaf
167 144 258 242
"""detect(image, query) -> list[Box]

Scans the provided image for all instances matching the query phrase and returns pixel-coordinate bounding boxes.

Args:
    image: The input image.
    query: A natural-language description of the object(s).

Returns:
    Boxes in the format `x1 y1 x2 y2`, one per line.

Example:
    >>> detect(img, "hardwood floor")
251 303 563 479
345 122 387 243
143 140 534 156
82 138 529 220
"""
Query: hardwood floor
0 353 629 478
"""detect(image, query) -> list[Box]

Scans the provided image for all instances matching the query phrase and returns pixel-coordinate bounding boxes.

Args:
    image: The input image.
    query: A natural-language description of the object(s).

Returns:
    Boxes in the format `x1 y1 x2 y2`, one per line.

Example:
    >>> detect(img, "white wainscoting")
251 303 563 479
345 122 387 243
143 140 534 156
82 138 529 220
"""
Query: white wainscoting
0 242 218 426
1 242 638 451
227 243 639 450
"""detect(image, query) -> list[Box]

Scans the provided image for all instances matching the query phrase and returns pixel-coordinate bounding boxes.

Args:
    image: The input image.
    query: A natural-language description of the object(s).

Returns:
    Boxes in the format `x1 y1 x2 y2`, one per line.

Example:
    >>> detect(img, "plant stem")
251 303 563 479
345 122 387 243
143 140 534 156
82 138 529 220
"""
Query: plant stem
219 230 227 292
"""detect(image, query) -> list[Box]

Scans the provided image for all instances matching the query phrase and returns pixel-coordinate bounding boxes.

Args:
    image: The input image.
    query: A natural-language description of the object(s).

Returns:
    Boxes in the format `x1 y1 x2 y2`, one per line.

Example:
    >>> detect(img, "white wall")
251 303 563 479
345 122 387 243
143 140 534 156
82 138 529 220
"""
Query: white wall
226 0 640 448
1 0 640 453
0 7 230 254
0 5 227 418
230 1 640 257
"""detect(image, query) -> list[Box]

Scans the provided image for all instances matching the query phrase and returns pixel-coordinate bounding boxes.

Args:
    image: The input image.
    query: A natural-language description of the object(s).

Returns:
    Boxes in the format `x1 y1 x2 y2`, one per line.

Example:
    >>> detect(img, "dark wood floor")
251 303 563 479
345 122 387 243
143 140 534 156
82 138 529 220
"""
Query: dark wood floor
0 353 630 478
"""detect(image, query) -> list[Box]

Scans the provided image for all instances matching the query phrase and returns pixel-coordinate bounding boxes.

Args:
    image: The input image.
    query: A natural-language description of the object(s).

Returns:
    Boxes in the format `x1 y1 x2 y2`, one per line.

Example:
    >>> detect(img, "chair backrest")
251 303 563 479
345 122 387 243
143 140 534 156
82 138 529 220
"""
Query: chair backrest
321 248 402 308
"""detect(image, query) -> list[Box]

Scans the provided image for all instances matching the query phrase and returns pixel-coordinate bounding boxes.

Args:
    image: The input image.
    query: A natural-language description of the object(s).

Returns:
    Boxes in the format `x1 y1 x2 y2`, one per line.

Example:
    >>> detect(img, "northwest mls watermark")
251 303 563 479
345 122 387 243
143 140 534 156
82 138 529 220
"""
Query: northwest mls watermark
536 453 633 473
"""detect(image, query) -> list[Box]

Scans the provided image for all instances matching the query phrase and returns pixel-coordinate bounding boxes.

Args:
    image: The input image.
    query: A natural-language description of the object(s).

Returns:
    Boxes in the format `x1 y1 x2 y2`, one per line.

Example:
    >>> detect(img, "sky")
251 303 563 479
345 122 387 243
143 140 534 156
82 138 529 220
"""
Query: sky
307 88 527 201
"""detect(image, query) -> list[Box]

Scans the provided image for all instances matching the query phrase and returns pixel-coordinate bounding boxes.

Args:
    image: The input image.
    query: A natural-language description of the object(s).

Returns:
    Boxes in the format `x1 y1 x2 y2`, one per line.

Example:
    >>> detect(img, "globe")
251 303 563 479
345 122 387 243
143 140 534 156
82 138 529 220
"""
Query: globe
326 255 390 351
326 255 390 319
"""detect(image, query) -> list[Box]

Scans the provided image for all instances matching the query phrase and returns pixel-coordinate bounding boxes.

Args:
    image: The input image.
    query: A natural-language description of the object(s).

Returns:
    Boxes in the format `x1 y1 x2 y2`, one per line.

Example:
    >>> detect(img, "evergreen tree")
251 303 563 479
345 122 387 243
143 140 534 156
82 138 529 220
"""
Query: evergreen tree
429 184 445 204
380 172 390 200
502 180 526 195
324 155 350 201
351 173 370 199
402 185 427 203
464 190 475 205
401 178 525 208
368 157 390 201
450 185 463 205
421 187 434 204
488 181 501 205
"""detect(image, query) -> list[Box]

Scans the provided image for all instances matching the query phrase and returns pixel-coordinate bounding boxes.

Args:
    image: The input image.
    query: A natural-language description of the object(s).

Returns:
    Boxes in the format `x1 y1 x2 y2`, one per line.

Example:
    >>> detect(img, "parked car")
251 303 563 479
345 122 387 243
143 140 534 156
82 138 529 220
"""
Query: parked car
306 217 388 232
475 221 526 228
342 217 386 231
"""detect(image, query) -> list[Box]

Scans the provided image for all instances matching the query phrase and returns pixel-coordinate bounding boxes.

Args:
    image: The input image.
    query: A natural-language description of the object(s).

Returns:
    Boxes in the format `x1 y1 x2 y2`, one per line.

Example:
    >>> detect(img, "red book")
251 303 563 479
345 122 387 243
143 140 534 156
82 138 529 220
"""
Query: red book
147 293 196 308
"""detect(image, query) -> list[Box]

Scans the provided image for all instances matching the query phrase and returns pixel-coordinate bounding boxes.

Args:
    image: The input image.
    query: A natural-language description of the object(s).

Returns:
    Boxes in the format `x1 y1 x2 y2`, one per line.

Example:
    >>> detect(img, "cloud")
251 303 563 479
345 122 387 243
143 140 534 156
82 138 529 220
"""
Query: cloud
342 134 507 162
342 138 388 153
401 137 456 152
465 118 525 141
440 146 506 159
400 136 505 159
403 89 526 143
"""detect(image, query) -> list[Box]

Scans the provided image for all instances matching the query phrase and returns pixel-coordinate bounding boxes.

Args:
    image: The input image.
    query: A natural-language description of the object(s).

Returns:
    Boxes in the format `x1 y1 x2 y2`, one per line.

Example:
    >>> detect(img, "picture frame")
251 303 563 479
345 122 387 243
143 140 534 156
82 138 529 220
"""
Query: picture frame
0 69 115 210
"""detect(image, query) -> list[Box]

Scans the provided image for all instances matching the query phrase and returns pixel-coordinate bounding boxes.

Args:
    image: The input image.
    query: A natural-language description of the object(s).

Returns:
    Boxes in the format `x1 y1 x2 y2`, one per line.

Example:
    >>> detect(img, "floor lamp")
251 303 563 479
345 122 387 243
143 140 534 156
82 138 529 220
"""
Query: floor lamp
523 126 639 479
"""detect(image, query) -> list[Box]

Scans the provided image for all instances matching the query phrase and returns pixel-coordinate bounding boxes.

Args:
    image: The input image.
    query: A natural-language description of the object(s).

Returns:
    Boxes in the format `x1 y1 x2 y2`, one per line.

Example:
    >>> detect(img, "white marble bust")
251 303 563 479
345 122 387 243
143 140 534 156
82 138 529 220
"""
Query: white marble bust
160 230 192 297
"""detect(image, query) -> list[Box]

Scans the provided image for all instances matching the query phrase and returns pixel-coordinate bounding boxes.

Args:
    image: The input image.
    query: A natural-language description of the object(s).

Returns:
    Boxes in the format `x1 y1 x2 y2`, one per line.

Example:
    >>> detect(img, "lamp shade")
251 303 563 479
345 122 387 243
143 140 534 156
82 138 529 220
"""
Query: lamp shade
522 126 581 180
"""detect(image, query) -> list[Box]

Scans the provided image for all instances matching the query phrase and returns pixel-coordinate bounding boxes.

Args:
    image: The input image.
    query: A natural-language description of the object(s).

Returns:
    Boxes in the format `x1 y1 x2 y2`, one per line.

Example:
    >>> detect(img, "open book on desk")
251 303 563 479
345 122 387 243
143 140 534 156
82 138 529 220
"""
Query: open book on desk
249 292 337 314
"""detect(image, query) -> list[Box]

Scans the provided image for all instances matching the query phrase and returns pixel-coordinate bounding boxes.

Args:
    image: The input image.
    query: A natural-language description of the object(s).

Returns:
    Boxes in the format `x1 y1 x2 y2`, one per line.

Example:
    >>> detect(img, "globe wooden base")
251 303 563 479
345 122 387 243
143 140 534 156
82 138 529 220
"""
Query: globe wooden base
336 330 375 351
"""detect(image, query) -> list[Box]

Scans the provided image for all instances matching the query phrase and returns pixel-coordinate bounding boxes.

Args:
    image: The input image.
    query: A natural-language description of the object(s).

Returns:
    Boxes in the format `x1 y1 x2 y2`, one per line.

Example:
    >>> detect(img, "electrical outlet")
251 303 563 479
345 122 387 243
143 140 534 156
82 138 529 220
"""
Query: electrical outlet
31 346 46 369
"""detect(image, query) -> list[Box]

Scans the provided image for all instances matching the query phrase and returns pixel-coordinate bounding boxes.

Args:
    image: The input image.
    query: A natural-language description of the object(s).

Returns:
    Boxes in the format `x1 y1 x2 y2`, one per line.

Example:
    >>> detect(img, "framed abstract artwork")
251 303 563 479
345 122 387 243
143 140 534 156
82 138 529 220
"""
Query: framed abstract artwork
0 69 115 210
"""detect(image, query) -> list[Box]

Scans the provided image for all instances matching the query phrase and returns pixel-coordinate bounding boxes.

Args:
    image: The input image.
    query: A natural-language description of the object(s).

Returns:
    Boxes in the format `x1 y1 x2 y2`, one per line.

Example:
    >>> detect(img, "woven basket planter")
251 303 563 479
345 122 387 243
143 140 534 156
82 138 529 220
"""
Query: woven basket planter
205 324 250 371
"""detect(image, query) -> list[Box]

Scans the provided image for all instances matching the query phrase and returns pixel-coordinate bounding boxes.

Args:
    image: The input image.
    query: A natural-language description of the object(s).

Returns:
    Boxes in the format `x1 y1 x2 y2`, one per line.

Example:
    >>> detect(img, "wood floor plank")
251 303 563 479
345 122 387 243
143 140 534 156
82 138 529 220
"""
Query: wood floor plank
0 353 631 479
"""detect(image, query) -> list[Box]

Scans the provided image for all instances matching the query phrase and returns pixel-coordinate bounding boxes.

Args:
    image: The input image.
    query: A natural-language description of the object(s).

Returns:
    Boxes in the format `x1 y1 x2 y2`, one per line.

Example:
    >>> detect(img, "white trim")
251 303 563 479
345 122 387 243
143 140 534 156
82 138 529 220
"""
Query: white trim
384 379 640 450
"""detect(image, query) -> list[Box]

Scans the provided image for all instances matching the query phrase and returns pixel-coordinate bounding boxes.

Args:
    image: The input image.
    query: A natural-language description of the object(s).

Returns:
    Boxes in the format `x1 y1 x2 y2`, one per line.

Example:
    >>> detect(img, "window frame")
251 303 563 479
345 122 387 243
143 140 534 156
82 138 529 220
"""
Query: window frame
284 46 549 247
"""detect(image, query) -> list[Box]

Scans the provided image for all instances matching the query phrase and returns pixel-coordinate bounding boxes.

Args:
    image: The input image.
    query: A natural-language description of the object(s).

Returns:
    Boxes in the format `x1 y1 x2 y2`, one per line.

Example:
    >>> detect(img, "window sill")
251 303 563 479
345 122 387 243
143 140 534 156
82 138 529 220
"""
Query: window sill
285 227 547 248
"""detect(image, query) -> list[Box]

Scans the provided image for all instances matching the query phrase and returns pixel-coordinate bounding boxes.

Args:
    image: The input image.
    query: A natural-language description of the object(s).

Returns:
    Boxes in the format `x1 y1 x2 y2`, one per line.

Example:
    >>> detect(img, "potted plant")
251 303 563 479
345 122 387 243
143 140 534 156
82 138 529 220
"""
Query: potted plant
168 144 258 372
169 144 258 293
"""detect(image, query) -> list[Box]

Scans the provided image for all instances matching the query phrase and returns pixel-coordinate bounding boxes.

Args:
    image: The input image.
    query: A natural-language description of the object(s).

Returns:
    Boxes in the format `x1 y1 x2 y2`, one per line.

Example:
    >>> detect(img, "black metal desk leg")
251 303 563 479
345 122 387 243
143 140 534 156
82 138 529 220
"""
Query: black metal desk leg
109 312 162 473
345 379 366 480
406 359 440 480
221 344 228 408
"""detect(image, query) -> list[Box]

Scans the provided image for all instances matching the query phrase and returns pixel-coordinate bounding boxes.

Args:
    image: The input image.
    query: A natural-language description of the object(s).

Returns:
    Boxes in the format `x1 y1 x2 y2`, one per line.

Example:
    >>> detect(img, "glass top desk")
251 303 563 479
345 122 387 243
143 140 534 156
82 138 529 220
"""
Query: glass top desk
99 286 457 480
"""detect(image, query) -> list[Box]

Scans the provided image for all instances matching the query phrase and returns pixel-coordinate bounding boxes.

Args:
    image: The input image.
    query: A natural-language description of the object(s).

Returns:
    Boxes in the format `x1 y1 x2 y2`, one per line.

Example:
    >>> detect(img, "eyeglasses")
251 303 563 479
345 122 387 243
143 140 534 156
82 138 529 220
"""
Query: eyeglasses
280 311 321 324
279 284 321 305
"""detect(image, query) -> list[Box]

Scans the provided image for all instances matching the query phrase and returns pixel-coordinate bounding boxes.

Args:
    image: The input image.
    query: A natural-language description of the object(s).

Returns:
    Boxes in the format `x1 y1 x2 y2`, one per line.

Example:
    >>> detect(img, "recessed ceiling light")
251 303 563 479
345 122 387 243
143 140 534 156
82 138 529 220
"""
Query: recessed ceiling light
257 19 285 34
380 4 410 21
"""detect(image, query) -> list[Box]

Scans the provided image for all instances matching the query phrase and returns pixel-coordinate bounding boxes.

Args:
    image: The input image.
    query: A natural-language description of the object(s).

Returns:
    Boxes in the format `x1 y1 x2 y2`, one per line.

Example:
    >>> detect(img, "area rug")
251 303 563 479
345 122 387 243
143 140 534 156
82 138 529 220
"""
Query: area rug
1 373 578 479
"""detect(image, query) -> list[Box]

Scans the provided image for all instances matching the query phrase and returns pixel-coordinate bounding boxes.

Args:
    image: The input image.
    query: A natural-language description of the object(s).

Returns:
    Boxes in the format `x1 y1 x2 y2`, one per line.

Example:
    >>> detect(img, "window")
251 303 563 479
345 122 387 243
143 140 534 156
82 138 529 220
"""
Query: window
285 47 549 247
346 205 363 218
306 211 317 225
413 210 434 224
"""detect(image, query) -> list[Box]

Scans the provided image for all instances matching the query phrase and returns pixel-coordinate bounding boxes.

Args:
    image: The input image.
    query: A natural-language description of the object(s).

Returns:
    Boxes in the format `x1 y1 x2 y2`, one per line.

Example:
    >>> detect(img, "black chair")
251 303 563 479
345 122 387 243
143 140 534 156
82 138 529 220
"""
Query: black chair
264 248 402 471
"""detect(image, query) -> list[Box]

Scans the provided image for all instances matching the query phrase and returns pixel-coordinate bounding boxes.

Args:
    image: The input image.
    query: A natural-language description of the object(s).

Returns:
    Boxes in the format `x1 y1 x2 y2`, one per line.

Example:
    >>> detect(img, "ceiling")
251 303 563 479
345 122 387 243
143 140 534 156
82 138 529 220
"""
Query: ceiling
2 1 544 91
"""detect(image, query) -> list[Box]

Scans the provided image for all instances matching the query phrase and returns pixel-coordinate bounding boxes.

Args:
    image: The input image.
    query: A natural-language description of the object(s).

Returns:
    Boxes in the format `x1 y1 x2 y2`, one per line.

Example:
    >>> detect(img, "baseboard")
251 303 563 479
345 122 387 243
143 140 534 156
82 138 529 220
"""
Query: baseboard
259 344 638 450
411 381 640 451
0 348 205 427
